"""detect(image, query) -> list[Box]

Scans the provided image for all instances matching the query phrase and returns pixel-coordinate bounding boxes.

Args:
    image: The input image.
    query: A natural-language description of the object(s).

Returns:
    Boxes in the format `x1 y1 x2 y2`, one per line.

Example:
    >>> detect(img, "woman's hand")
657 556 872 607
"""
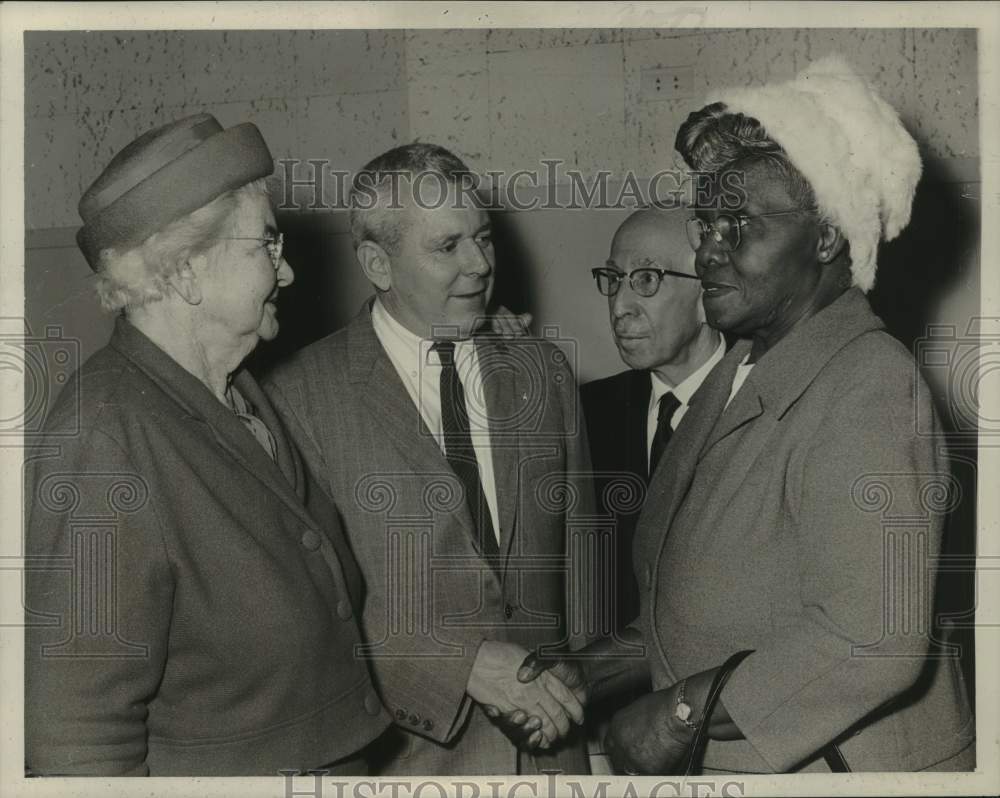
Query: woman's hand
604 686 695 775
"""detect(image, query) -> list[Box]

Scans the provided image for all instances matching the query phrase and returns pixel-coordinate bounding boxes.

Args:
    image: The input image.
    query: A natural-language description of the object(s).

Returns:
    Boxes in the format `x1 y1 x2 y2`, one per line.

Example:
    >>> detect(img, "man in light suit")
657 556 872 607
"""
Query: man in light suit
583 208 724 634
264 143 591 775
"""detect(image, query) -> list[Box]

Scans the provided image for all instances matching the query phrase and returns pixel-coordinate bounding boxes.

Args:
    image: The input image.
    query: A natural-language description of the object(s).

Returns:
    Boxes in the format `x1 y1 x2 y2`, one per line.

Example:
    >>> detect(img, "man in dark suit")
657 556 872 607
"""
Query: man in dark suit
583 208 724 634
264 143 590 775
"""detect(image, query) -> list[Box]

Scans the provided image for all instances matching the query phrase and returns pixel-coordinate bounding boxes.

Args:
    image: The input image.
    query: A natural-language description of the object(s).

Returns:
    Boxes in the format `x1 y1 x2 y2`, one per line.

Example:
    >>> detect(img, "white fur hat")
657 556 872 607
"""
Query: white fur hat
706 55 921 292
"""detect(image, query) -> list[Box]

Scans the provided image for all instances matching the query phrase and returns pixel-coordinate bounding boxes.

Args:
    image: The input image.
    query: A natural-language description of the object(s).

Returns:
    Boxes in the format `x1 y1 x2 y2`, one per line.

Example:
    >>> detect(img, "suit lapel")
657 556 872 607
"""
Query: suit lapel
477 337 520 569
700 374 764 457
639 339 751 547
348 307 493 564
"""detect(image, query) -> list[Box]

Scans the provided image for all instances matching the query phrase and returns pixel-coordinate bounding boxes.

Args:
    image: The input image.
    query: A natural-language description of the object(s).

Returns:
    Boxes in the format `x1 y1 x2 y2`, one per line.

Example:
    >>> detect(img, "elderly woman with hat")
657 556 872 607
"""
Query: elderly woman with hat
516 56 975 774
24 114 389 776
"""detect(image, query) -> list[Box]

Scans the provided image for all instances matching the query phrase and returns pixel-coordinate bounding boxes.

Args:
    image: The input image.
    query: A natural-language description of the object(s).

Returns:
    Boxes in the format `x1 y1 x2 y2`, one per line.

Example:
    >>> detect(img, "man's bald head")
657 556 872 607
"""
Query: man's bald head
609 208 695 277
601 207 709 379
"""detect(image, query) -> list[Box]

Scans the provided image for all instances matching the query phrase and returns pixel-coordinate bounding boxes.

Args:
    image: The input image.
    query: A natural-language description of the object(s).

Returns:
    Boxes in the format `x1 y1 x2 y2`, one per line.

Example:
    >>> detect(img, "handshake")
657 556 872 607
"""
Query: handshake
466 635 714 775
466 640 589 750
466 631 651 751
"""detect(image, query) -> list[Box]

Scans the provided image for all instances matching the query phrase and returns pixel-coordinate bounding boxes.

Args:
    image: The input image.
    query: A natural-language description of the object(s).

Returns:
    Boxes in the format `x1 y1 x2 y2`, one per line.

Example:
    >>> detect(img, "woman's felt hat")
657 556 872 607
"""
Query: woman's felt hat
77 113 274 268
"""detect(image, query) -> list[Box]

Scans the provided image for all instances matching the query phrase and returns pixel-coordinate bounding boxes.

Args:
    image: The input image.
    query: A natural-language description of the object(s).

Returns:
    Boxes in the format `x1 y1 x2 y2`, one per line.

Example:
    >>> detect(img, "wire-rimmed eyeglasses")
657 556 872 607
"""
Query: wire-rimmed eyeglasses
223 232 284 269
591 264 700 298
685 208 817 252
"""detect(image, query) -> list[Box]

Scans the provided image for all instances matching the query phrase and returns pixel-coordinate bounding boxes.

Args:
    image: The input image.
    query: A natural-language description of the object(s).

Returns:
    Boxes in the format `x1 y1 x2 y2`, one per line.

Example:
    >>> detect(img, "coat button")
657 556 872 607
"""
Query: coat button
422 718 434 731
395 708 406 720
408 713 421 725
364 689 381 716
504 603 514 619
300 529 322 551
336 600 353 620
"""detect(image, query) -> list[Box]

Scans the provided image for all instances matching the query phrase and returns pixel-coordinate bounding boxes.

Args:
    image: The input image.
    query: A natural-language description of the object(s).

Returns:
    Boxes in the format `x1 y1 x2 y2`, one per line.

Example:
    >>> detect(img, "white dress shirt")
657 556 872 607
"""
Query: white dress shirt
371 299 500 542
646 334 726 469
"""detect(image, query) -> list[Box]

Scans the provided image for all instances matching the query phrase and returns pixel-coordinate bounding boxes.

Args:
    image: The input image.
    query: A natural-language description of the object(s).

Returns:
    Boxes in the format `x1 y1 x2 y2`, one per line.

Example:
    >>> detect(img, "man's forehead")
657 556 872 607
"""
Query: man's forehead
609 210 692 267
408 200 490 238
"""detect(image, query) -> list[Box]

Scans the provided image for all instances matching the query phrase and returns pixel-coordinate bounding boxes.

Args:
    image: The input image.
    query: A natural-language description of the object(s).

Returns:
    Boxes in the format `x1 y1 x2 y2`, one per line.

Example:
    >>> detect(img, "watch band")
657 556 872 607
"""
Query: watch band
674 678 698 730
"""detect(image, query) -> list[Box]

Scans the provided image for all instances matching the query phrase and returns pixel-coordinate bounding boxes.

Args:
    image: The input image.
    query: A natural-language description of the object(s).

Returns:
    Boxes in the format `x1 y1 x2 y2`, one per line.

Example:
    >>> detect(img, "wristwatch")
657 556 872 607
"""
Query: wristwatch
674 679 698 730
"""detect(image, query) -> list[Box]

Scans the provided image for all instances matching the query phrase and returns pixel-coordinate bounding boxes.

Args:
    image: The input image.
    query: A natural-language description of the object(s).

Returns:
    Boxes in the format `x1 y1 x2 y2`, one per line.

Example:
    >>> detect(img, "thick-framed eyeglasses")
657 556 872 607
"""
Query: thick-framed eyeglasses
686 208 816 252
591 265 700 298
224 232 284 269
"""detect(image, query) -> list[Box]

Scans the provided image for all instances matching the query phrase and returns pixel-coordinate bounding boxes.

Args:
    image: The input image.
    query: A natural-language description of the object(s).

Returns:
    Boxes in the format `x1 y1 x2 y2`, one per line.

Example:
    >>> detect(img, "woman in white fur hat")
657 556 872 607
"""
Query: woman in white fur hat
516 56 975 774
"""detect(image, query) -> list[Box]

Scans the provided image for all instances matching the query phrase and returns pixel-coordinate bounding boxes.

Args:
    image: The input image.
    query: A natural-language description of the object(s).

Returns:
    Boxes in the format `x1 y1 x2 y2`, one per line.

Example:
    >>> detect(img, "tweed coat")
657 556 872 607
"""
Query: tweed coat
264 302 593 775
633 288 975 772
24 318 389 776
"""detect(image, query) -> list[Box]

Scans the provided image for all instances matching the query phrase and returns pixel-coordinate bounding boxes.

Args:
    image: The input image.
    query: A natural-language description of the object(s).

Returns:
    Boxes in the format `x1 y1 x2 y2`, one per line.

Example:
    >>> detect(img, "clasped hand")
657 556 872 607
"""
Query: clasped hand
603 686 694 775
467 641 585 749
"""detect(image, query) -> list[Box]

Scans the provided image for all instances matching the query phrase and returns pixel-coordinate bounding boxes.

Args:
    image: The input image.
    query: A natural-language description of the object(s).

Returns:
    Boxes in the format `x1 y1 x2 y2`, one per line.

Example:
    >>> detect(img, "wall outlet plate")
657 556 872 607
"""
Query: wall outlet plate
640 66 694 101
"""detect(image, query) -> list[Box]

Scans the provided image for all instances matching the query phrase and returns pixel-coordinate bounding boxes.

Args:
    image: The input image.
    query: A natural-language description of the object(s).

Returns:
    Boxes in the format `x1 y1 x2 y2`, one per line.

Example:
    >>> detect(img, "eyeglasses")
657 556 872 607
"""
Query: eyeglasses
685 208 816 252
591 264 700 298
223 232 284 269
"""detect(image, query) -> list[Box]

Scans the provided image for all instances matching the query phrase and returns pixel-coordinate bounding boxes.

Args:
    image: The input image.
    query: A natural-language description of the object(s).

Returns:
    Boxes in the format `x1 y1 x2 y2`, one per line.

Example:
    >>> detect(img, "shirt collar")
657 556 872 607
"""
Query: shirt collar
650 332 726 407
371 297 474 370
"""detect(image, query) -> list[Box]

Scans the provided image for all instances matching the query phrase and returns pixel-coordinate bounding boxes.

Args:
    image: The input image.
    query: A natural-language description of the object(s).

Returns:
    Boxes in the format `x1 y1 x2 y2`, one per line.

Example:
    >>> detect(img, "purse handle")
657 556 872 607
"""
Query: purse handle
681 649 754 775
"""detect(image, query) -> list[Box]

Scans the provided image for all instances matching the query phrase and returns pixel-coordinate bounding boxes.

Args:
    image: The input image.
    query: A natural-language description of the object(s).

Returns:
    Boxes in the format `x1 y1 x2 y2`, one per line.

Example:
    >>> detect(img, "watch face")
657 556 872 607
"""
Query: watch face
676 701 693 722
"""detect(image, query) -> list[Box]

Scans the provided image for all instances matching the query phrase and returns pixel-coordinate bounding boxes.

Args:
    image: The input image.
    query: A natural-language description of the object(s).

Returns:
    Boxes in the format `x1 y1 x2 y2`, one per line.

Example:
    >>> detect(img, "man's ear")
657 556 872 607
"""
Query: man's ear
357 240 392 291
816 221 847 265
166 259 203 306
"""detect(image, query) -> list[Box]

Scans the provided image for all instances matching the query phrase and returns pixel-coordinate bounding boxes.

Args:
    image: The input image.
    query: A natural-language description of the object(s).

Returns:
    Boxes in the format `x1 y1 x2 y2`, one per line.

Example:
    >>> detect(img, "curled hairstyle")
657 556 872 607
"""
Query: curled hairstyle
349 143 475 253
675 102 816 210
95 178 268 313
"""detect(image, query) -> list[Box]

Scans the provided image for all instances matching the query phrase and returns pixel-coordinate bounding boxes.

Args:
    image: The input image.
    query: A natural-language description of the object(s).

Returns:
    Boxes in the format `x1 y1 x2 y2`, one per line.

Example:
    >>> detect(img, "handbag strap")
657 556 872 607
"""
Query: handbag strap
679 648 852 774
681 649 754 775
822 742 851 772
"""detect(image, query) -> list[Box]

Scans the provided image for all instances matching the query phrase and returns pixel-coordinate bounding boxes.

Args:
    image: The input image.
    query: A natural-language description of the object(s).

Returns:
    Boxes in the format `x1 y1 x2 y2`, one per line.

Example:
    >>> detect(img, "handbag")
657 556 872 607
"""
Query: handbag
680 649 851 775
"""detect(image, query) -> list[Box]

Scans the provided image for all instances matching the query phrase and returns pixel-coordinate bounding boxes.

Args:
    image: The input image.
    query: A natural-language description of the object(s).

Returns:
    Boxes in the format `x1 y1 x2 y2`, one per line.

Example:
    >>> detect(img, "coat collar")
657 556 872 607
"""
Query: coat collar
696 288 884 455
640 288 886 554
107 316 315 530
739 288 885 419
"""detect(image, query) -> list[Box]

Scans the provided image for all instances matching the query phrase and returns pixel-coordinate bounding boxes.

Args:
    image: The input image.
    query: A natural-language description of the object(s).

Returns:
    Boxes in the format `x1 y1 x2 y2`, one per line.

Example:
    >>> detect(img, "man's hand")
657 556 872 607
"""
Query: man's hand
604 686 694 775
467 641 584 746
517 649 588 705
485 648 590 752
483 706 549 750
488 306 532 339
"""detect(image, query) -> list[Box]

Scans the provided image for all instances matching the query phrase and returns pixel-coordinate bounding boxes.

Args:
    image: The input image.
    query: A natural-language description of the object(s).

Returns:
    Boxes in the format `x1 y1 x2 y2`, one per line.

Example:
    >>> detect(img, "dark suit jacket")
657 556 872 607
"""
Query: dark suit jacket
634 289 975 772
24 318 389 776
580 369 651 631
264 303 592 776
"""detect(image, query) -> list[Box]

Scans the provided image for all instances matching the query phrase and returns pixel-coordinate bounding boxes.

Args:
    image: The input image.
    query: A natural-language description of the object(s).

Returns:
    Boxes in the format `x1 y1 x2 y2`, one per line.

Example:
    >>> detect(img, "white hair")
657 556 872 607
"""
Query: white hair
95 178 269 313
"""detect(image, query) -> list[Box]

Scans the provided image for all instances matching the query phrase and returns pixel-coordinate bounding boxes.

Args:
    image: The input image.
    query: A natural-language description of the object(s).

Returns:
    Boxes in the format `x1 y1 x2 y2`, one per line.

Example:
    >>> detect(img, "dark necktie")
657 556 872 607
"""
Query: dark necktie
433 341 500 564
649 391 681 477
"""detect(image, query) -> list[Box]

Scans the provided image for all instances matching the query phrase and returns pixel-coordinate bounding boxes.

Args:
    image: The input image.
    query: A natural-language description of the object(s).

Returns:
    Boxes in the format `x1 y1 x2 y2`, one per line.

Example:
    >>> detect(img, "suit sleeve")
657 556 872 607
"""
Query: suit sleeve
264 370 478 744
25 426 174 776
719 364 944 771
